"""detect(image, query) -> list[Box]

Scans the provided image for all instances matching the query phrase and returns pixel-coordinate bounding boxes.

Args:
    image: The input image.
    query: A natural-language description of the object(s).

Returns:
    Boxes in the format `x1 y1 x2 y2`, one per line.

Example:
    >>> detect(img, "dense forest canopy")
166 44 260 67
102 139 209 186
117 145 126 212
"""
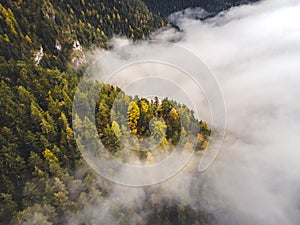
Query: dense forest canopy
142 0 259 17
0 60 210 224
0 0 258 71
0 0 166 70
0 0 258 224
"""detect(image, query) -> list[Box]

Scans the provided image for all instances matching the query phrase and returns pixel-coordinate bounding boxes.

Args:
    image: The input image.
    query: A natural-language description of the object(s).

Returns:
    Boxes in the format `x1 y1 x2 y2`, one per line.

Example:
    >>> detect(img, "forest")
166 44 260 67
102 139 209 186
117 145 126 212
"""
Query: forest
142 0 259 17
0 60 210 224
0 0 255 224
0 0 167 71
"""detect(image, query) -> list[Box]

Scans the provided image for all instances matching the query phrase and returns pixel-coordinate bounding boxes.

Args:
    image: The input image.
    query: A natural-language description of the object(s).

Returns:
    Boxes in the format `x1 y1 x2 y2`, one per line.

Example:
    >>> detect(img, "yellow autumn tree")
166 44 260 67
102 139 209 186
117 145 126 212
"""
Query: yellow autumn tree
128 101 140 135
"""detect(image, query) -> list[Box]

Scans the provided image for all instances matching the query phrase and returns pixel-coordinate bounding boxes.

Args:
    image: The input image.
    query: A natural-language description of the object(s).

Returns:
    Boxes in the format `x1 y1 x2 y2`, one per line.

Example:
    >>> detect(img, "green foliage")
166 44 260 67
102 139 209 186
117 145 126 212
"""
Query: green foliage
142 0 259 18
0 61 81 224
0 1 230 224
145 199 217 225
92 85 211 162
14 204 56 225
0 193 17 224
0 0 166 71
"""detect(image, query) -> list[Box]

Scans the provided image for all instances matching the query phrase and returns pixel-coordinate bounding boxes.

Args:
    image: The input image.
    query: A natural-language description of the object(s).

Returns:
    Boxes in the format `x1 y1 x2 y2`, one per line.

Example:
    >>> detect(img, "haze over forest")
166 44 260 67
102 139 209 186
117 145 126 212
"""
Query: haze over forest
1 0 300 225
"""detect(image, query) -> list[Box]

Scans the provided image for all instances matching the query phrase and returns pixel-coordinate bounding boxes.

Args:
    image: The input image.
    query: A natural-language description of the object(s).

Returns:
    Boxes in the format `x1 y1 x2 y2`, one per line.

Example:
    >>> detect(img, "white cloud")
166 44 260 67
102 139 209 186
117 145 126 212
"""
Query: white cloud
154 0 300 224
75 0 300 224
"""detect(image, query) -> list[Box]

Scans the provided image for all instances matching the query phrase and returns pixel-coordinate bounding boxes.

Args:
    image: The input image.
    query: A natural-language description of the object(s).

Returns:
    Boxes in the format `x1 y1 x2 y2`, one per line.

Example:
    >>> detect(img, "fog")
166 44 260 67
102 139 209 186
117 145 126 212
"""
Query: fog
161 0 300 224
72 0 300 224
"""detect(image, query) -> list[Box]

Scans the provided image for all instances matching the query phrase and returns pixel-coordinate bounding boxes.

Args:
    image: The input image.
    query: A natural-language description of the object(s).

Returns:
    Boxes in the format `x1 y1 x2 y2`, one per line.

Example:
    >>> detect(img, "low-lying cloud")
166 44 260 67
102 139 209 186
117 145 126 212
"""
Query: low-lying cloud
159 0 300 224
73 0 300 224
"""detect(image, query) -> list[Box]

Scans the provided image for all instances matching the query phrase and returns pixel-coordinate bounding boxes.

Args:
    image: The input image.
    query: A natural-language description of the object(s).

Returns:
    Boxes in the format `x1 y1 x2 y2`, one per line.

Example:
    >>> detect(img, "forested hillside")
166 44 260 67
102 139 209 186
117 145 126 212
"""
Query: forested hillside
0 61 210 224
142 0 260 18
0 0 257 224
0 0 166 71
0 0 258 71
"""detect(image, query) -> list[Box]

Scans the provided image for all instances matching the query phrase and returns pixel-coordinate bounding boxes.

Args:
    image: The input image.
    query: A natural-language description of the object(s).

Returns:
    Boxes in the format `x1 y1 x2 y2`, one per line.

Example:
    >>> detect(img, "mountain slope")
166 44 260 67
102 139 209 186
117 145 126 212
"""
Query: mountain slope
142 0 260 18
0 60 210 224
0 0 166 70
0 0 259 71
0 1 259 224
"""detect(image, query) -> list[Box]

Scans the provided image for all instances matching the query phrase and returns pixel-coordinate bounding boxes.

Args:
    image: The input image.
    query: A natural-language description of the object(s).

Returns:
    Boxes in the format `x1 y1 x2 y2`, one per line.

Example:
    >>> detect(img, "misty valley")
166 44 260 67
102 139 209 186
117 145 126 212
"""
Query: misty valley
1 0 300 225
